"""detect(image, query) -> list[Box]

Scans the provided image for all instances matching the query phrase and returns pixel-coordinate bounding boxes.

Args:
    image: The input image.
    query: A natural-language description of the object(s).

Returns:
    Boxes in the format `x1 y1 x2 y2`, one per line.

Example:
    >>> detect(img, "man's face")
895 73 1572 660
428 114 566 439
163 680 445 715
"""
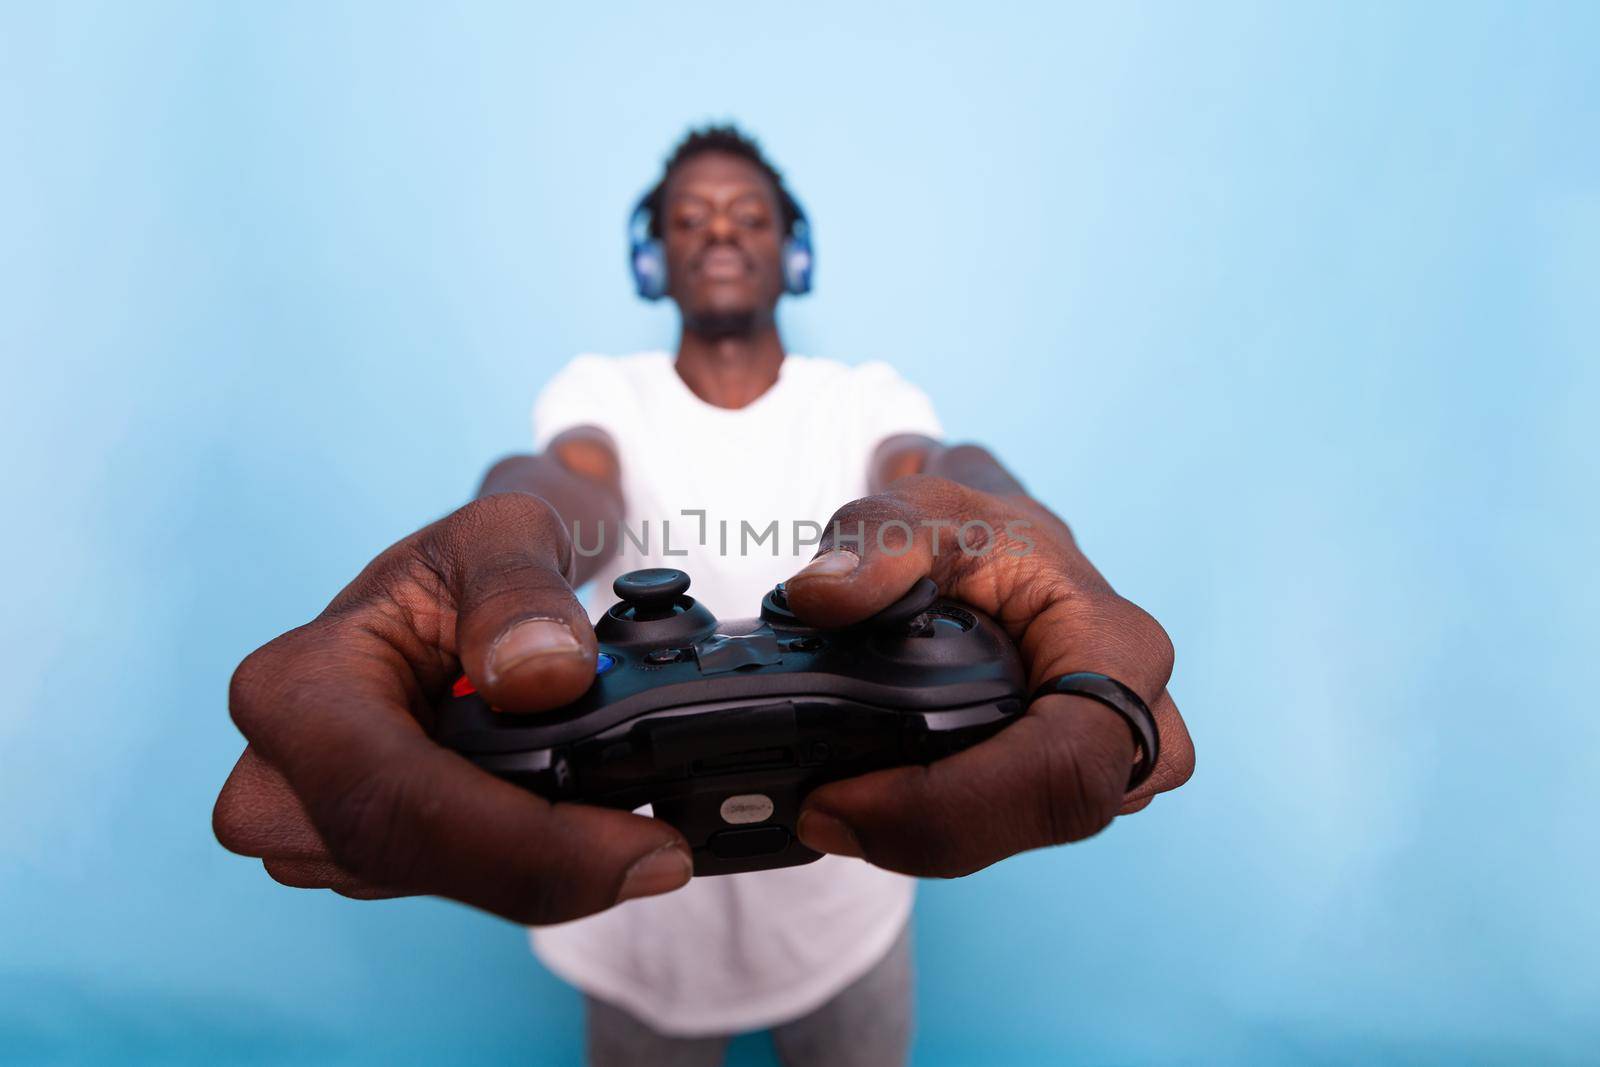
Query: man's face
660 152 787 329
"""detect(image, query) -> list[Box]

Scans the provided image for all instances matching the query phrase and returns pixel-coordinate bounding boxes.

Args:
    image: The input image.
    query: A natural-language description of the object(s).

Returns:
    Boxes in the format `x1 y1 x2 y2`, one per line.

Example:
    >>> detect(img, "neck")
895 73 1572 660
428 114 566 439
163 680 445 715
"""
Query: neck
674 317 786 409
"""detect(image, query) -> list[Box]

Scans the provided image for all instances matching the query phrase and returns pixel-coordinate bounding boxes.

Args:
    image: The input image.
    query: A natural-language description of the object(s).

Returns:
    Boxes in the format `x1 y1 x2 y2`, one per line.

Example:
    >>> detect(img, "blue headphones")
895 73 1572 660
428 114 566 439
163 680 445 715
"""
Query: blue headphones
628 190 813 301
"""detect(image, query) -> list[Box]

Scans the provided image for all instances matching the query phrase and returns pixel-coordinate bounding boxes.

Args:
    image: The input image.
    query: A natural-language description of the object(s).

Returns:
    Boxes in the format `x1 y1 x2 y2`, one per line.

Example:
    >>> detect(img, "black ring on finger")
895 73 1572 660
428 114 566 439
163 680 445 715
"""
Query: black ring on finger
1029 672 1160 791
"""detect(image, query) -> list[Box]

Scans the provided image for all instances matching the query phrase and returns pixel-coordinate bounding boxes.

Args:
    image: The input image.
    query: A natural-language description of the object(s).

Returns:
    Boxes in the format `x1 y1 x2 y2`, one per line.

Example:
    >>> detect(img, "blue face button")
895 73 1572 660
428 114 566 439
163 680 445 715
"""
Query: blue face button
595 652 617 675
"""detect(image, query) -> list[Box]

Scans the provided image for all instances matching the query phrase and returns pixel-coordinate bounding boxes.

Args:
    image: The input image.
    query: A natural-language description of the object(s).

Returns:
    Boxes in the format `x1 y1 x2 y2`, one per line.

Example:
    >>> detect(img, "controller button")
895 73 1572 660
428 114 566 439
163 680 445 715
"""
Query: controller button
807 741 832 763
644 648 687 665
708 826 791 859
451 675 476 698
718 793 776 825
595 652 617 675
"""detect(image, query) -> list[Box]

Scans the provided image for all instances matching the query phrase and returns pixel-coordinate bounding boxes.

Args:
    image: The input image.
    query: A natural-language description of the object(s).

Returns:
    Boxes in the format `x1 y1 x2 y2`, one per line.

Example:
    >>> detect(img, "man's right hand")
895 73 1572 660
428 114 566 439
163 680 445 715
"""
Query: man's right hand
212 493 693 925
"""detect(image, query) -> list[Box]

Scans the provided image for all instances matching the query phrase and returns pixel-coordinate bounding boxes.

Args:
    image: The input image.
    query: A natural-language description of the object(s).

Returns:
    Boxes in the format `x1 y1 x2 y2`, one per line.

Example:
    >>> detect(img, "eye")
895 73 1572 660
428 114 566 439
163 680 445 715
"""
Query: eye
672 207 709 231
735 209 771 231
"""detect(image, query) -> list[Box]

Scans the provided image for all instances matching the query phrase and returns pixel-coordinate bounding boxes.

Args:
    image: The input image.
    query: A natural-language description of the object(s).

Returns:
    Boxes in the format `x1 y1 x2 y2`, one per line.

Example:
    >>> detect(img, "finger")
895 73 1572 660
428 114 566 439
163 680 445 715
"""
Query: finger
1011 586 1186 798
783 476 972 627
214 746 333 861
214 748 455 898
798 693 1137 877
443 493 599 714
230 617 691 924
262 858 404 900
1015 593 1176 713
214 751 407 897
1124 689 1195 803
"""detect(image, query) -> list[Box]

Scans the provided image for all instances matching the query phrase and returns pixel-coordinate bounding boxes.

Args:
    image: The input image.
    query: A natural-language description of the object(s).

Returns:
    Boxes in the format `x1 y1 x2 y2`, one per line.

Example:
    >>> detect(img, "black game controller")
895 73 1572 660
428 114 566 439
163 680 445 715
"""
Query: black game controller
436 568 1026 876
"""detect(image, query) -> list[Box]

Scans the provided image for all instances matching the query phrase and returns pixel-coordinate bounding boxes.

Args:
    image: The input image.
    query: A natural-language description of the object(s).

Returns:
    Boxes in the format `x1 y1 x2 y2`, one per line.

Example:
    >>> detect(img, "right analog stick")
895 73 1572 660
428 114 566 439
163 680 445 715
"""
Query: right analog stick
868 578 940 630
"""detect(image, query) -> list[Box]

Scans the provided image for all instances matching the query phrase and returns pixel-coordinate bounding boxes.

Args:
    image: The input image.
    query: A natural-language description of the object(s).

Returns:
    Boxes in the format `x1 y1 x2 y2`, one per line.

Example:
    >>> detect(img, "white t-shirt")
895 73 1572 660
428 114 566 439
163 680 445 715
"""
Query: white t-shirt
527 351 943 1036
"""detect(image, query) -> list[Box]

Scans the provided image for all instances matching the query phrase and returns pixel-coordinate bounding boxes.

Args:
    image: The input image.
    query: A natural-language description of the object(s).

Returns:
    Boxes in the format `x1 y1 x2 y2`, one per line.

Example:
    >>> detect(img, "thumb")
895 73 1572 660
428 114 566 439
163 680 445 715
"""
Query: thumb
437 494 599 713
782 484 952 627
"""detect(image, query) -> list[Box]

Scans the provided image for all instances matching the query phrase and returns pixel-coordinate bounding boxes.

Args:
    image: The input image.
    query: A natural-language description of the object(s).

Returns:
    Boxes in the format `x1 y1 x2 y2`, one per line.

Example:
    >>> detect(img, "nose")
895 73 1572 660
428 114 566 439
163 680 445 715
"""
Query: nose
707 212 736 242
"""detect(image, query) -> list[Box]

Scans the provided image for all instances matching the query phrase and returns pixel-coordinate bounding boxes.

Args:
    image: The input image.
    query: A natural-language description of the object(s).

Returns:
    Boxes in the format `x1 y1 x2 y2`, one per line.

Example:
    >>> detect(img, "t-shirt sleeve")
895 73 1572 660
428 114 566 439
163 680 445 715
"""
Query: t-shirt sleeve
852 361 944 445
531 354 619 452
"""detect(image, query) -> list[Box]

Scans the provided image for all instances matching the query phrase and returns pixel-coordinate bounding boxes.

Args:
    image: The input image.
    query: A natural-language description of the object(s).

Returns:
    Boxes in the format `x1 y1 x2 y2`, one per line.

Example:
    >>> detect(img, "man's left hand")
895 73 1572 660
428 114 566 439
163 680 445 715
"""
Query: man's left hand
783 470 1195 877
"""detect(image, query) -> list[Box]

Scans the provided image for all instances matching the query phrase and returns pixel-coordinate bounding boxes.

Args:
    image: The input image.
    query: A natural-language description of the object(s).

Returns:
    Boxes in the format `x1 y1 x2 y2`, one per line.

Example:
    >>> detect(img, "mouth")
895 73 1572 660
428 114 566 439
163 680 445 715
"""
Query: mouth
694 246 752 281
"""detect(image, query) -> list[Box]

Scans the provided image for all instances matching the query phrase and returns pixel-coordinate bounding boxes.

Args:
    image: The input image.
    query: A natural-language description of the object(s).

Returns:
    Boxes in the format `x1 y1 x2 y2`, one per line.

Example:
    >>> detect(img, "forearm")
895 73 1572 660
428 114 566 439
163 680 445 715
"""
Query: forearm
470 447 620 588
920 443 1026 496
871 435 1027 497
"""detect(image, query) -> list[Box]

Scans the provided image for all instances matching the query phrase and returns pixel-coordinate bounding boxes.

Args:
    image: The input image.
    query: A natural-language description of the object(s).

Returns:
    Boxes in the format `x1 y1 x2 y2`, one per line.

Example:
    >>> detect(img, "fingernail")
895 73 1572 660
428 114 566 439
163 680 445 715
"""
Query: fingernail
487 619 582 684
797 810 863 858
617 843 693 902
791 549 860 583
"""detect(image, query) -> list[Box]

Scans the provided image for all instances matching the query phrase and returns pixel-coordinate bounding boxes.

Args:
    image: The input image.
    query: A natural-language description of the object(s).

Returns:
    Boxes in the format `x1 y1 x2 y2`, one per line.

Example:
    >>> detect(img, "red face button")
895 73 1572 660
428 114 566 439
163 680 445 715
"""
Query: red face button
451 674 476 698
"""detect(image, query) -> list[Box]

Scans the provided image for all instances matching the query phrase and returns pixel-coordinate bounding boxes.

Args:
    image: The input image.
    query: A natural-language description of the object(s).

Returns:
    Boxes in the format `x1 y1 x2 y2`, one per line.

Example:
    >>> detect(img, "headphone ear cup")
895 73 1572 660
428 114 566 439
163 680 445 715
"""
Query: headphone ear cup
632 240 668 301
782 236 813 295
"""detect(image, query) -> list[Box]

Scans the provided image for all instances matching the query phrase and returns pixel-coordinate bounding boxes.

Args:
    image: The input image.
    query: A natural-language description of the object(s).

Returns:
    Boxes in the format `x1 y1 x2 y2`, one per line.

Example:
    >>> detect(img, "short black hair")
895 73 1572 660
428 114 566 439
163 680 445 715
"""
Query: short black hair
641 124 801 238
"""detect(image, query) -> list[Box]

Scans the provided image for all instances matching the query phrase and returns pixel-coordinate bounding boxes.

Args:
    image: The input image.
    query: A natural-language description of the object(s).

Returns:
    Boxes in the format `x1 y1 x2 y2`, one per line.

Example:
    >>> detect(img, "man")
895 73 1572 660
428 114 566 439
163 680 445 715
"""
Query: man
214 126 1194 1066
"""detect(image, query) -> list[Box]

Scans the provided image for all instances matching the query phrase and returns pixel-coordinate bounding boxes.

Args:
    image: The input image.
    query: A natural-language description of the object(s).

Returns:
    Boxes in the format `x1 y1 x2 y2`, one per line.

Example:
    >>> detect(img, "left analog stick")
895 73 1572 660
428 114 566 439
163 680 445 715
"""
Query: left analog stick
613 568 692 620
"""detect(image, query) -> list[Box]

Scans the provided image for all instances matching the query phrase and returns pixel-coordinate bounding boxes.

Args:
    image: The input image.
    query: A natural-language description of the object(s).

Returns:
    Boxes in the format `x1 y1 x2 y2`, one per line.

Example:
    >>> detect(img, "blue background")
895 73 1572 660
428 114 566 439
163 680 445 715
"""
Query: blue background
2 2 1596 1064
